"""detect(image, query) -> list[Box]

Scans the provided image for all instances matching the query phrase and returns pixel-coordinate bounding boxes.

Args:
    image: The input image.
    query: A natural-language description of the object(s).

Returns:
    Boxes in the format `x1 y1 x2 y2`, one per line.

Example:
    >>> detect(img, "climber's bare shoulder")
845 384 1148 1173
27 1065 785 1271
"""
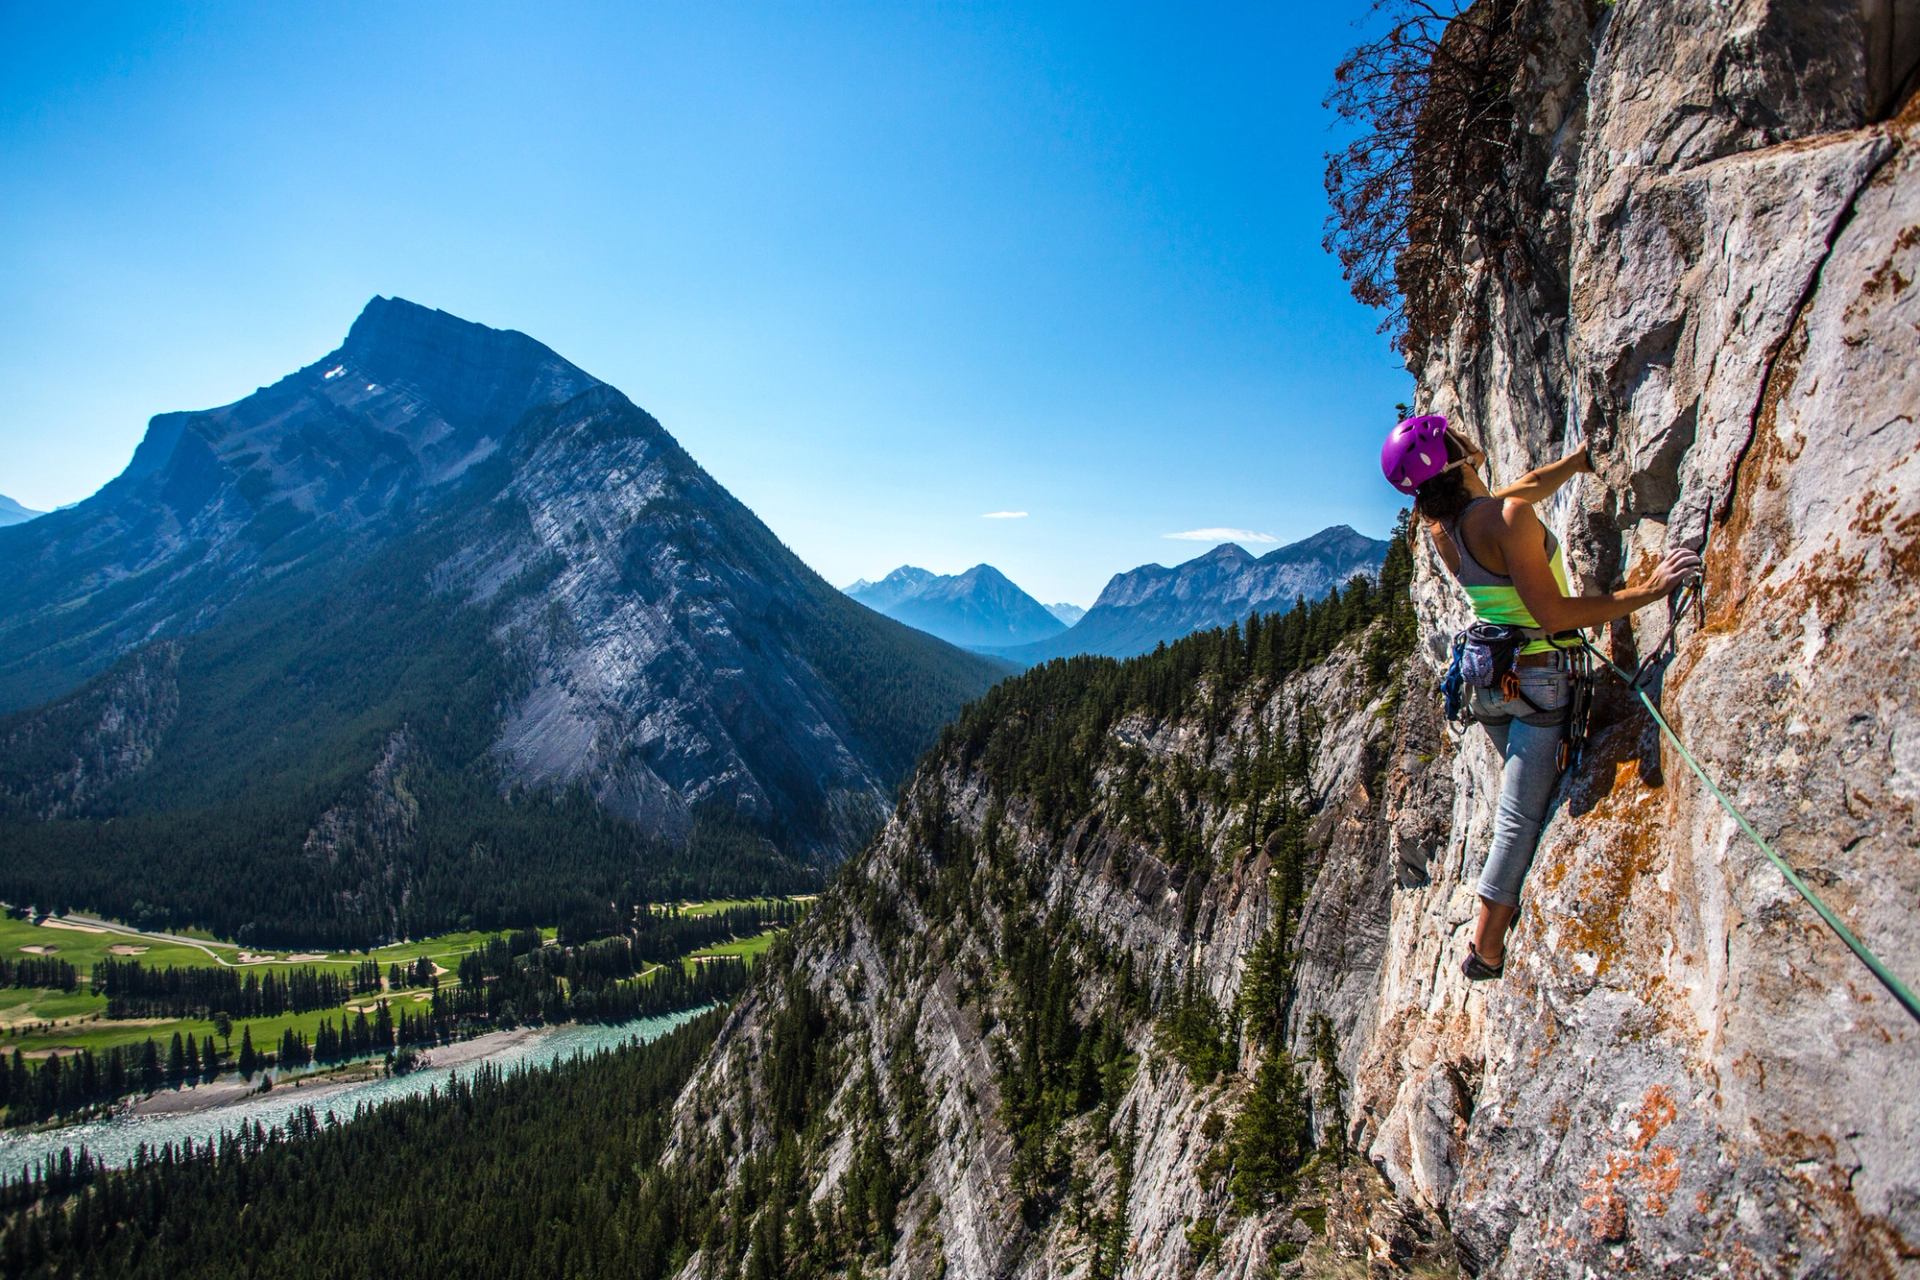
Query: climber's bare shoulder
1422 516 1463 576
1492 496 1544 540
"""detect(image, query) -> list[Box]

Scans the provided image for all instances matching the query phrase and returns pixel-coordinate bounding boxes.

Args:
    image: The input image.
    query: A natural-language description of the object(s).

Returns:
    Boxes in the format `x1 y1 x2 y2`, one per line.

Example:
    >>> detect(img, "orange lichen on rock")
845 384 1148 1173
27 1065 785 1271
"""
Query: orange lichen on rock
1631 1084 1679 1151
1887 509 1920 580
1580 1085 1688 1238
1550 783 1670 978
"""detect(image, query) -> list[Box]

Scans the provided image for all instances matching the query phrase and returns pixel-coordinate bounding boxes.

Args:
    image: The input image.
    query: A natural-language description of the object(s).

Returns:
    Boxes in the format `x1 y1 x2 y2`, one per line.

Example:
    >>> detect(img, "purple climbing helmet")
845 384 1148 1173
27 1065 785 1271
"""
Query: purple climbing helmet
1380 414 1455 494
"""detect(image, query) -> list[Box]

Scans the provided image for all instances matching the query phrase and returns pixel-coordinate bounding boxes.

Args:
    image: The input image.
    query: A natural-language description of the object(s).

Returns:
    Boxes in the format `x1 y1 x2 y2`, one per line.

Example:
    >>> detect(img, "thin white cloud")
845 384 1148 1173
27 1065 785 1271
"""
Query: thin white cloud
980 510 1029 519
1163 527 1278 543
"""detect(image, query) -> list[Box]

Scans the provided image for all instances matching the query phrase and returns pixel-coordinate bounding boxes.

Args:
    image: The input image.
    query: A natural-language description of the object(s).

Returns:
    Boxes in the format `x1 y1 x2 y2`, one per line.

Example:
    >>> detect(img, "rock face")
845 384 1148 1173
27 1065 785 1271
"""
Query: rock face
0 643 181 822
645 4 1920 1277
451 383 999 854
847 564 1067 650
1381 0 1920 1272
1007 526 1390 664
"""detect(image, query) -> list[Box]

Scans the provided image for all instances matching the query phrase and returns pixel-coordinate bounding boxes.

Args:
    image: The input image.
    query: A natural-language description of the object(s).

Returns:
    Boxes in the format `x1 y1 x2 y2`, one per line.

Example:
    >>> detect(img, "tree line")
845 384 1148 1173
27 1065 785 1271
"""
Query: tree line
0 956 77 992
938 518 1416 841
0 1007 729 1277
1 1032 226 1127
92 958 383 1020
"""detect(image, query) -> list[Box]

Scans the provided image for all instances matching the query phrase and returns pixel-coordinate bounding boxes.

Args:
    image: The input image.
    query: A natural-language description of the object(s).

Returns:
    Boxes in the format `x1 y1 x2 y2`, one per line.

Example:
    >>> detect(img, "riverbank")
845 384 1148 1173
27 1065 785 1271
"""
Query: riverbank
0 1008 709 1172
124 1024 548 1121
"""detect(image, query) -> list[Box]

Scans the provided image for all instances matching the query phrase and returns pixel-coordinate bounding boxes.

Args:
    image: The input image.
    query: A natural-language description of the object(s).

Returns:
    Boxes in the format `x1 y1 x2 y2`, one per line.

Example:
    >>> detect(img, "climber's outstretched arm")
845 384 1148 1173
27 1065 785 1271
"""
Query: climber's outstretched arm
1498 500 1700 631
1494 443 1592 505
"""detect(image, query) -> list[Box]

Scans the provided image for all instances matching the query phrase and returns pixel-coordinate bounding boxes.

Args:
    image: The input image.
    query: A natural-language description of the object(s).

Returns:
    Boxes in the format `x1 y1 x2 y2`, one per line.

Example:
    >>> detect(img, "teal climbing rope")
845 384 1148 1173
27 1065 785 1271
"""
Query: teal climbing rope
1579 635 1920 1025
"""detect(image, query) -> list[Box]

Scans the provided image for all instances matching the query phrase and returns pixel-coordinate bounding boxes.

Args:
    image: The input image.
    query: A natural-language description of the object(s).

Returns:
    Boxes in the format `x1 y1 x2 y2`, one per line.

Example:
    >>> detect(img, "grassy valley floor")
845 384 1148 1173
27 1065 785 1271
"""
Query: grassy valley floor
0 898 799 1129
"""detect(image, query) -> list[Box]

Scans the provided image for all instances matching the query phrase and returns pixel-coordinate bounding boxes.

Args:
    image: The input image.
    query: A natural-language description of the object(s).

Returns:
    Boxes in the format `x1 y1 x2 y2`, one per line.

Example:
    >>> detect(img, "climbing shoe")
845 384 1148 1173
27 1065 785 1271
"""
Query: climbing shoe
1462 943 1505 982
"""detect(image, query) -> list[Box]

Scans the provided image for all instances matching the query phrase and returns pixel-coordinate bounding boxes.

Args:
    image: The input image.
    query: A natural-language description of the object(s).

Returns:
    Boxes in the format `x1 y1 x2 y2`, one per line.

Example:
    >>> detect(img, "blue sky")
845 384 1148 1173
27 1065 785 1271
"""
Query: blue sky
0 1 1410 605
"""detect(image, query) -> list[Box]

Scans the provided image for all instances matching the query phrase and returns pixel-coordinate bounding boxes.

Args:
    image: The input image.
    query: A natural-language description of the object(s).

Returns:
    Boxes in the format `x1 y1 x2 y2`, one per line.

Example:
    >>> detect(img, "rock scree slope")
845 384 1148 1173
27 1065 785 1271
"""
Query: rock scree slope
639 4 1920 1277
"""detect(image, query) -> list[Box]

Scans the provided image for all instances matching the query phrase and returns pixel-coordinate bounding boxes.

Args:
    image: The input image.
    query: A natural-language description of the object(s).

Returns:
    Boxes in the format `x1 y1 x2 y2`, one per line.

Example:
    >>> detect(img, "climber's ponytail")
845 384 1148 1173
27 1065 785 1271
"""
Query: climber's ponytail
1413 434 1474 525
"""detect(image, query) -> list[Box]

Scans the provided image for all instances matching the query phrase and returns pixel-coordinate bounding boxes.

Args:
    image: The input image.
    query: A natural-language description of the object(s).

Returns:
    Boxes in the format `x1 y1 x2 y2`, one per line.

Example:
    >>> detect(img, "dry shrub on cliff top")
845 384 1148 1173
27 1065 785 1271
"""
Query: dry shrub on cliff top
1324 0 1525 356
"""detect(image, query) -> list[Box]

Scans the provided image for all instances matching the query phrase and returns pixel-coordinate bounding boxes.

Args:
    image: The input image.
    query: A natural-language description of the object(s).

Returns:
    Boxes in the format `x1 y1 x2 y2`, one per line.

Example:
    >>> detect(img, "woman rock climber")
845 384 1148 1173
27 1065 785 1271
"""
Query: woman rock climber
1380 414 1701 981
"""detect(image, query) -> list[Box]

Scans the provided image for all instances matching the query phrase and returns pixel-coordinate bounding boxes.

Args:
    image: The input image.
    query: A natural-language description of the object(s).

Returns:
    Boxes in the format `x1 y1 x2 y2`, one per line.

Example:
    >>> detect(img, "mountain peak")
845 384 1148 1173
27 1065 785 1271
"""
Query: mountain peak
953 563 1011 587
1290 523 1362 550
1201 542 1256 563
846 562 1062 650
342 295 519 352
334 298 596 423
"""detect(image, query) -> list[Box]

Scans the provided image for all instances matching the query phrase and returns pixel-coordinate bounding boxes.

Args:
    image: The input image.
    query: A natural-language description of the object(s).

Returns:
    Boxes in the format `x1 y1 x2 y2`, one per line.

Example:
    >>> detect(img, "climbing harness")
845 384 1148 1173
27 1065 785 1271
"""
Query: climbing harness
1575 574 1920 1025
1439 622 1582 727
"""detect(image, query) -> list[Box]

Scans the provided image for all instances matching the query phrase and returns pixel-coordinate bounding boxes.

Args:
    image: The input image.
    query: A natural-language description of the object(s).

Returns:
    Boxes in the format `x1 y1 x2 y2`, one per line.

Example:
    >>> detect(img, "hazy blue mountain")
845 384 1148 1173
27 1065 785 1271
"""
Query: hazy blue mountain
847 563 1066 650
998 525 1389 663
0 298 1003 944
0 494 41 527
844 566 937 613
1045 602 1086 627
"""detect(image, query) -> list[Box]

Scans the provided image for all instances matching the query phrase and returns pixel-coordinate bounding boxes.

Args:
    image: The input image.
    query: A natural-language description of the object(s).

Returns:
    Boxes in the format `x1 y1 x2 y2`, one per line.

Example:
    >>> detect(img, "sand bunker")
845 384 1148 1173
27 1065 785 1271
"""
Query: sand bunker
232 950 332 965
107 944 149 956
18 944 56 955
41 919 107 933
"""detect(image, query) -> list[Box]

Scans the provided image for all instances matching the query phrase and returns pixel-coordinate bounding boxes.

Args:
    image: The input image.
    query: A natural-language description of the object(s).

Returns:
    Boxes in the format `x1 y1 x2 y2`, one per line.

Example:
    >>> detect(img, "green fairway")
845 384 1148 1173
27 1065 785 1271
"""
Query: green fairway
0 912 538 1062
670 896 813 919
0 905 793 1066
0 912 543 976
0 914 230 972
0 987 109 1028
2 987 441 1059
358 927 554 968
687 928 782 963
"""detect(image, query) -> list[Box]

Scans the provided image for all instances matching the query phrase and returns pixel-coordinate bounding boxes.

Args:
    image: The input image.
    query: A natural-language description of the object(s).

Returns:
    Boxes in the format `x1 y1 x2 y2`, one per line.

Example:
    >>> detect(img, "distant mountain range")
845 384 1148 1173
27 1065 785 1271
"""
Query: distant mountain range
0 298 1003 945
999 525 1389 663
848 526 1388 665
1045 602 1085 627
0 495 41 527
846 565 1066 650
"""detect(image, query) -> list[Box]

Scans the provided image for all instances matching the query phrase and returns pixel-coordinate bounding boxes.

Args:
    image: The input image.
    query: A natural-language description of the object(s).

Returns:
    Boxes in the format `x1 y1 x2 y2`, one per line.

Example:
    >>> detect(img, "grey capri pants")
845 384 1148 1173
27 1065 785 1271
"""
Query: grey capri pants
1467 666 1571 906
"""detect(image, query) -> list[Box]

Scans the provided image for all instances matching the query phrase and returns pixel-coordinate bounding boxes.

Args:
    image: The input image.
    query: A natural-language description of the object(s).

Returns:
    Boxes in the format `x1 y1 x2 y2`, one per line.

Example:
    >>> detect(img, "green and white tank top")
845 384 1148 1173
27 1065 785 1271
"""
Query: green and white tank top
1445 498 1578 655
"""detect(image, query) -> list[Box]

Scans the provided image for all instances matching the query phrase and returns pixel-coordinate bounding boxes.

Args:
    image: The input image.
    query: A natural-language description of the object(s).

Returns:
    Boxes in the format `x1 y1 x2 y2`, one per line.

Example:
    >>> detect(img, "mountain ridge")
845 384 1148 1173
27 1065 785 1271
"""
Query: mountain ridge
845 562 1065 650
0 298 1003 944
998 523 1389 663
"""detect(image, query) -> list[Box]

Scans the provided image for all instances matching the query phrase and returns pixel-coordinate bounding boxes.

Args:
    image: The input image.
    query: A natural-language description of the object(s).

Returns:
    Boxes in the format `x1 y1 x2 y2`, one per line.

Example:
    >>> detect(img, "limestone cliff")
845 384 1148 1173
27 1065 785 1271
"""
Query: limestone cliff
1383 0 1920 1272
646 3 1920 1276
